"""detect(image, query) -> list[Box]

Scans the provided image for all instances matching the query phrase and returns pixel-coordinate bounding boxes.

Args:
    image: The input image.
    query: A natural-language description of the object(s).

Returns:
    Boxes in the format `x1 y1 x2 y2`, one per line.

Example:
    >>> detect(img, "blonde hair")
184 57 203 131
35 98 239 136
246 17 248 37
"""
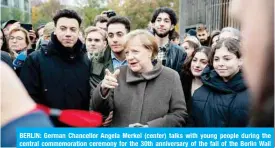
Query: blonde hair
124 29 158 60
43 22 55 39
9 26 31 48
8 26 31 60
84 26 107 40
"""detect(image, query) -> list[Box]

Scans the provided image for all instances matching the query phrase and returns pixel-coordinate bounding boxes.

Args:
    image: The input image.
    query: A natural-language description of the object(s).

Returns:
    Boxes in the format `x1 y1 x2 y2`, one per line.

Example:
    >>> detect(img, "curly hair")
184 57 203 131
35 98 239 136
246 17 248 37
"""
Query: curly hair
53 9 82 26
151 7 177 26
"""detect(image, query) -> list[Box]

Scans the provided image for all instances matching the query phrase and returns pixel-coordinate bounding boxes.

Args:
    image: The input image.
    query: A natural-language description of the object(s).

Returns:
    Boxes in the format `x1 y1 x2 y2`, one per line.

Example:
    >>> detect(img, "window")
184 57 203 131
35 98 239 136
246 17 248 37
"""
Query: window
24 0 29 11
14 0 20 8
1 0 8 6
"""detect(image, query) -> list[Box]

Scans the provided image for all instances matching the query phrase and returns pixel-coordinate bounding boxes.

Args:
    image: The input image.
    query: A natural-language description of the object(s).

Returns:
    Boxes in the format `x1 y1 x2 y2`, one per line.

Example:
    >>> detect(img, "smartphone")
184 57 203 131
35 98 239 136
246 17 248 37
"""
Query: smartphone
21 24 33 32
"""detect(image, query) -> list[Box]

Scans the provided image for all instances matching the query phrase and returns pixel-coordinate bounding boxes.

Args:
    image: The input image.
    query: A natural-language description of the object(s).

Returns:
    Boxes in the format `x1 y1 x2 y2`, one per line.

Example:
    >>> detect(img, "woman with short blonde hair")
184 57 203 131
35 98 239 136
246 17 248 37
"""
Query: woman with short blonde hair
8 26 31 59
92 29 187 127
8 26 32 75
123 29 158 60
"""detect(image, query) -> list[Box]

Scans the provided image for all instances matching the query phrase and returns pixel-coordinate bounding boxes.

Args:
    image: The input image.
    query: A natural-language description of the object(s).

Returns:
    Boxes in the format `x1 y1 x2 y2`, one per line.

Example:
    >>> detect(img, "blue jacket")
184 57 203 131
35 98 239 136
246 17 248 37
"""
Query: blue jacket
1 111 52 147
191 66 250 127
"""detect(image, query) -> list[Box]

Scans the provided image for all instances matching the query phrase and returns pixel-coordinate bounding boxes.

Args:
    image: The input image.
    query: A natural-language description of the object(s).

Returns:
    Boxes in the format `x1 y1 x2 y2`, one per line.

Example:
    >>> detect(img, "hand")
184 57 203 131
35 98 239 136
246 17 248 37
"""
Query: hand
29 30 37 44
102 111 113 126
129 123 149 128
101 69 120 90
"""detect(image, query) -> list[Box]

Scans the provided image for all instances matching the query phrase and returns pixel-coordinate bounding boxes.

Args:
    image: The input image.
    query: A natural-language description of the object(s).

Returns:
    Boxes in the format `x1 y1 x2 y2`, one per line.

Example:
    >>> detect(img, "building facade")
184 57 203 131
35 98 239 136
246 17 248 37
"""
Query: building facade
1 0 31 25
179 0 240 37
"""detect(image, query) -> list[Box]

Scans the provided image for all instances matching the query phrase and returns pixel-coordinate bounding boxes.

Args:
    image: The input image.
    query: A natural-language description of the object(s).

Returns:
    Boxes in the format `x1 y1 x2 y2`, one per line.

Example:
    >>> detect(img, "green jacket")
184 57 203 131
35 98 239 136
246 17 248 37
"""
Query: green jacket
89 47 113 112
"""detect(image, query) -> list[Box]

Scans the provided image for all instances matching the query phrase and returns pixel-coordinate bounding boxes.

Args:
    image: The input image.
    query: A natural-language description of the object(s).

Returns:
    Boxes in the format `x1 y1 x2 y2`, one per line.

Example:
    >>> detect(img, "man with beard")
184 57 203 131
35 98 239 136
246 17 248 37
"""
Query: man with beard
151 7 186 74
196 24 210 46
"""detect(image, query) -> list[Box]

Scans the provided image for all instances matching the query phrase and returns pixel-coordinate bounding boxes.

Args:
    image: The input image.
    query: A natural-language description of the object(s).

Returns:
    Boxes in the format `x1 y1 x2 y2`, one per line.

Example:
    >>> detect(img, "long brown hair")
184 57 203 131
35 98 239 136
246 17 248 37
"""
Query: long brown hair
182 46 211 78
1 29 9 53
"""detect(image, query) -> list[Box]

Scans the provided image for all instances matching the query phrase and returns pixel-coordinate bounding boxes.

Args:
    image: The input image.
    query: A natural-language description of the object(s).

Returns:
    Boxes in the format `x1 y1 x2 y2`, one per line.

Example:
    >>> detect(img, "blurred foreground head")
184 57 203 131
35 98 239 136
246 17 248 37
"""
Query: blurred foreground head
1 61 36 127
232 0 274 127
1 61 102 127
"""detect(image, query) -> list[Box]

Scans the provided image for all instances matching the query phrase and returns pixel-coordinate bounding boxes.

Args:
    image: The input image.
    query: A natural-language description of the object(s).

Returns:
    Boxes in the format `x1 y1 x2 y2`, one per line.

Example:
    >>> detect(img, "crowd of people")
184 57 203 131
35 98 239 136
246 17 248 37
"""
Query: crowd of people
1 0 274 146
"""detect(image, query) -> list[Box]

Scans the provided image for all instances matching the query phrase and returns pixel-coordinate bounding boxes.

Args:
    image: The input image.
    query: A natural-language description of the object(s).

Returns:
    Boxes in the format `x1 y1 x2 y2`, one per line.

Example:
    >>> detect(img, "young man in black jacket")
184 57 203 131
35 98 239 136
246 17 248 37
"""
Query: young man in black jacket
151 7 187 74
20 9 90 127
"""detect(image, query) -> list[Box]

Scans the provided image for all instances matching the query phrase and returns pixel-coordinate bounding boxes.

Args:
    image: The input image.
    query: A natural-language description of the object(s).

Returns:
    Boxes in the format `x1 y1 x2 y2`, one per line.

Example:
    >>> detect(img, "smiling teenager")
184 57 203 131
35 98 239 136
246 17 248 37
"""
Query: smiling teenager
191 38 250 127
180 46 211 126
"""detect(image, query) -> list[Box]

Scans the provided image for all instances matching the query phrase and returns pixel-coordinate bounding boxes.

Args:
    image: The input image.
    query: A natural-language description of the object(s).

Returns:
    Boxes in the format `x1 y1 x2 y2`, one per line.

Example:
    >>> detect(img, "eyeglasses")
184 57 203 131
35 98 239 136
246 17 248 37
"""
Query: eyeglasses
9 36 24 41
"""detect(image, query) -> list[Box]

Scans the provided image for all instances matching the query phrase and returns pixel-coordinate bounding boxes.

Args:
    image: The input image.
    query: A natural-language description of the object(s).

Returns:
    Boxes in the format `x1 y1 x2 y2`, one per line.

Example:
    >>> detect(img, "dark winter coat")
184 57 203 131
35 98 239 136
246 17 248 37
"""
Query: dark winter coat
180 72 194 126
20 34 90 126
191 66 250 127
1 51 13 68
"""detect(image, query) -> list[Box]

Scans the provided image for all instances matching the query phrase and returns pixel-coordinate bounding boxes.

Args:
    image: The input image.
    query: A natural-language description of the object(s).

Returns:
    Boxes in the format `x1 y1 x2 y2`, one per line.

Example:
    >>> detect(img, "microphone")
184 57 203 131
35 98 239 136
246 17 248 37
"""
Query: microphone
36 104 103 127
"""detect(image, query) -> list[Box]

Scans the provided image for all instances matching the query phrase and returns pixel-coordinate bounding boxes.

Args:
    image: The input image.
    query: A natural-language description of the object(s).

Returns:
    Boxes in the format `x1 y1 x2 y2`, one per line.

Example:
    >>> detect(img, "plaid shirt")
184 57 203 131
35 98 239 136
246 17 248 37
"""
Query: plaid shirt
157 43 170 65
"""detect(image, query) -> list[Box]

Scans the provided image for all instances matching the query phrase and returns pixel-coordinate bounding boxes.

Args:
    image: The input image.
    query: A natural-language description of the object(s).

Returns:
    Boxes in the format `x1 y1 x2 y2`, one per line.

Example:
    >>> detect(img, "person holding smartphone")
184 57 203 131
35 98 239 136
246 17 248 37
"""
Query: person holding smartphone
21 24 37 49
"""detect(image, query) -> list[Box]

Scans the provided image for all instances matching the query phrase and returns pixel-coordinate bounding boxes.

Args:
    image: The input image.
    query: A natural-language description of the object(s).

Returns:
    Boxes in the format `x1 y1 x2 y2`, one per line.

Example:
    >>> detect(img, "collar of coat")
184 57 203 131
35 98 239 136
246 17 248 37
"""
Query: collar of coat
126 60 163 83
201 65 247 93
98 46 112 63
46 33 84 62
